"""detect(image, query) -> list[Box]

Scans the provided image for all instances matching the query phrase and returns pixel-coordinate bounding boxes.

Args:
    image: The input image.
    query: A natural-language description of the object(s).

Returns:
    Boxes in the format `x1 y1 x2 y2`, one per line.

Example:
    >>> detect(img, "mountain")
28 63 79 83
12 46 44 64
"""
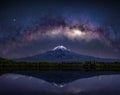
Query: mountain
16 45 119 62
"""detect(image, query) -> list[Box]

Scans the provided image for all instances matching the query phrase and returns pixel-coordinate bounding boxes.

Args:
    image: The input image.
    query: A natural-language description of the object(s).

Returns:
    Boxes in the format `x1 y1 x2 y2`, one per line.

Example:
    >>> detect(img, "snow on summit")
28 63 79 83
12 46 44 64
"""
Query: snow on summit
53 45 68 51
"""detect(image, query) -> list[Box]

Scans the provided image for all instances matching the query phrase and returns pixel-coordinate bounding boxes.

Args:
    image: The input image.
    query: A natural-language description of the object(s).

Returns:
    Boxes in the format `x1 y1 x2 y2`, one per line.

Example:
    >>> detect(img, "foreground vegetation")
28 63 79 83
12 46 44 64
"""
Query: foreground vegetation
0 58 120 74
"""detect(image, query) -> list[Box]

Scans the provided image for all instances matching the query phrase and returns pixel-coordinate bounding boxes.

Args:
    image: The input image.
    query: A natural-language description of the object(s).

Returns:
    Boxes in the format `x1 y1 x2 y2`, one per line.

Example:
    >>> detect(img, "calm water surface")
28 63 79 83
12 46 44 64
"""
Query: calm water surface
0 71 120 95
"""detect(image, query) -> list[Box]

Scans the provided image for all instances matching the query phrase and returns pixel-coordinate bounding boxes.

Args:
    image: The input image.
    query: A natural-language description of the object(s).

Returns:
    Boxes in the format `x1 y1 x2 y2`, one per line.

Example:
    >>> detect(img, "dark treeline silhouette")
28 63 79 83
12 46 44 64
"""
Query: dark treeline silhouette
0 58 120 74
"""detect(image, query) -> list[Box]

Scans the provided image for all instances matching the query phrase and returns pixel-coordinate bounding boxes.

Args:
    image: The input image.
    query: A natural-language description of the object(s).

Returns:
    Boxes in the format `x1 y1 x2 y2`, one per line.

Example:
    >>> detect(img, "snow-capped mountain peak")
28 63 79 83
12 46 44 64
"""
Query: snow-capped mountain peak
52 45 68 51
16 45 119 62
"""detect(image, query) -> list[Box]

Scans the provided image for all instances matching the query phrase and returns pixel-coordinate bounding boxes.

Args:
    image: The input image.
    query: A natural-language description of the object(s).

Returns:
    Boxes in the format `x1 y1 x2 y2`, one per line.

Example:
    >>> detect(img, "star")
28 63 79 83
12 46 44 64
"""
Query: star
13 18 16 22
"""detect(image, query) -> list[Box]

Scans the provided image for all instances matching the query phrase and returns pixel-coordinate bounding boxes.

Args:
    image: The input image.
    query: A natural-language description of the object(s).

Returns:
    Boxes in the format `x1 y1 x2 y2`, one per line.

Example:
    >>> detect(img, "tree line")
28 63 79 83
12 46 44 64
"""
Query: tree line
0 57 120 74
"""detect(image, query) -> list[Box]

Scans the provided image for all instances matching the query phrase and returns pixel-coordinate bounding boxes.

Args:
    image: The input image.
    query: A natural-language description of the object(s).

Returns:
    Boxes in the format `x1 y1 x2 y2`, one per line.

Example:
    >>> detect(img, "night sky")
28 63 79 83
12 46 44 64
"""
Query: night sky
0 0 120 59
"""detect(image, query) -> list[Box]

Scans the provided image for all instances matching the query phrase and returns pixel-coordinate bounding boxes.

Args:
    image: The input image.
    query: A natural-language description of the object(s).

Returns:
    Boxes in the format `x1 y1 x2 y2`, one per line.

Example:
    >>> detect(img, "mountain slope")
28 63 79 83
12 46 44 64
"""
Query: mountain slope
16 45 119 62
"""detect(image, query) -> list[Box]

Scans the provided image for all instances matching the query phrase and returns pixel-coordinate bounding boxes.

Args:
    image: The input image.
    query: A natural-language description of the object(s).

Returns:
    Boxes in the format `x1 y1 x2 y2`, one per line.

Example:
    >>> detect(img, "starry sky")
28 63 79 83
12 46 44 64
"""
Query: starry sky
0 0 120 59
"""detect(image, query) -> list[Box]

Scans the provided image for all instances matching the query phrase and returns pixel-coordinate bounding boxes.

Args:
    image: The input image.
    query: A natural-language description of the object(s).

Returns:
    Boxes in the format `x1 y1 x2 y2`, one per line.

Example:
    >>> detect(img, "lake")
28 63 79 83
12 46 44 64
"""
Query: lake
0 71 120 95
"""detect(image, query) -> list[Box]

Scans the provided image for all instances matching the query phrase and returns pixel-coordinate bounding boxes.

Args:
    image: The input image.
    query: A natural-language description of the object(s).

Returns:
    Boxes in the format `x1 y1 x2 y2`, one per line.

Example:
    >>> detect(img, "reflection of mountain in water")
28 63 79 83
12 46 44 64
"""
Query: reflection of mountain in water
15 71 120 84
0 73 120 95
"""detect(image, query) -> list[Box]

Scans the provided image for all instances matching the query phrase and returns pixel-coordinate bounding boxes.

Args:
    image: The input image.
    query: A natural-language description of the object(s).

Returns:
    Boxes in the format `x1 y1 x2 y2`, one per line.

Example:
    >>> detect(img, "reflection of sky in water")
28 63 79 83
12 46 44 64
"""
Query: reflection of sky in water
0 73 120 95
